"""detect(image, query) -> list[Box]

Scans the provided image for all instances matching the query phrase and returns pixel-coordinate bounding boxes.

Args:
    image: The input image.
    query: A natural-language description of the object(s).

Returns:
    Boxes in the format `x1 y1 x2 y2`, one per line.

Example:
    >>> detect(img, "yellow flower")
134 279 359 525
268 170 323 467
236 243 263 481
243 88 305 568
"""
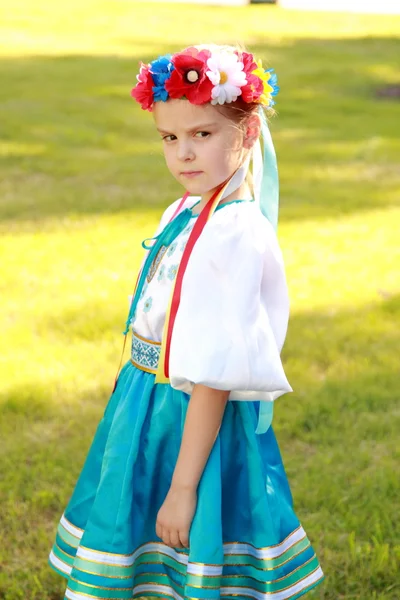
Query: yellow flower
251 59 274 105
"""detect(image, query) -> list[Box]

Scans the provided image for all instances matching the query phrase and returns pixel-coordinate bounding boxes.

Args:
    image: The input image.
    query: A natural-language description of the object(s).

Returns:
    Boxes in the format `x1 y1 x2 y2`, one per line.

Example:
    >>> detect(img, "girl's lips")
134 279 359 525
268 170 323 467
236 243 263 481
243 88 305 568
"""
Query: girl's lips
181 171 203 178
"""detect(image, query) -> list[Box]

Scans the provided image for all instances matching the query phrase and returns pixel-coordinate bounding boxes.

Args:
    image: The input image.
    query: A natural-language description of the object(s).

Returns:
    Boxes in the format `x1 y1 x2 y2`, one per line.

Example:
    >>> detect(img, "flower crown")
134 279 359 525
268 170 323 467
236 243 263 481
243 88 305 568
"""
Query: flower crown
131 45 279 112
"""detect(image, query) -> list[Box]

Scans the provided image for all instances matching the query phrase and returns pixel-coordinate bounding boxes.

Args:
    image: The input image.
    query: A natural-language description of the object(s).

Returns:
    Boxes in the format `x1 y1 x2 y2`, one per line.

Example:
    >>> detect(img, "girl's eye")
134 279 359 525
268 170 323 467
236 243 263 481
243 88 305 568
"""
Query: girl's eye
162 135 177 142
195 131 210 138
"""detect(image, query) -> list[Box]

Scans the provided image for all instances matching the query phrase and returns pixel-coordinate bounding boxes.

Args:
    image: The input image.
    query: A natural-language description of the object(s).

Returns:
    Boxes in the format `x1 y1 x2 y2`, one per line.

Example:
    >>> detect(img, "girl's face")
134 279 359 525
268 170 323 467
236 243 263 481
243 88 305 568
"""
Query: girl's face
153 99 247 198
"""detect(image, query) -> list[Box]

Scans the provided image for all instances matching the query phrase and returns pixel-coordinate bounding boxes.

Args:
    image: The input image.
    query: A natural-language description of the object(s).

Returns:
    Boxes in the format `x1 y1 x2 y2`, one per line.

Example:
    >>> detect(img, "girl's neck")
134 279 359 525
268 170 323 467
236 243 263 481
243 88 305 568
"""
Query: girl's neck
194 181 252 214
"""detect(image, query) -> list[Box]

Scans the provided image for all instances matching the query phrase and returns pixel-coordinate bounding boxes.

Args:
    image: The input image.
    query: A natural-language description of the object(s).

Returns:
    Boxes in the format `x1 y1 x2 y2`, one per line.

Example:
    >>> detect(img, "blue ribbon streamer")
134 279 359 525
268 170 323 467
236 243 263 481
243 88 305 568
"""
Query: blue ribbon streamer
255 107 280 435
255 401 274 436
258 106 279 230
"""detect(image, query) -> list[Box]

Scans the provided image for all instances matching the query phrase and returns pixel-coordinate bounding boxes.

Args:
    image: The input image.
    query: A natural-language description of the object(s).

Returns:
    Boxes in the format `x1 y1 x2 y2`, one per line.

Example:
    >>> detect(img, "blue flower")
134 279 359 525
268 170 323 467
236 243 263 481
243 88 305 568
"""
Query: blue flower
167 265 178 281
167 241 178 257
150 55 174 102
265 68 280 107
157 264 165 282
183 224 194 235
140 283 148 299
143 297 153 313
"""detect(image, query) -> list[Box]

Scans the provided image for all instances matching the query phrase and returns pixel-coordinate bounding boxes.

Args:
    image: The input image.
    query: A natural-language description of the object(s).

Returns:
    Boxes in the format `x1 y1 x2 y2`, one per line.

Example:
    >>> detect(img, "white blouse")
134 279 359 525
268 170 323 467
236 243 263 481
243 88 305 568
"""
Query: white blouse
131 195 293 403
132 196 200 342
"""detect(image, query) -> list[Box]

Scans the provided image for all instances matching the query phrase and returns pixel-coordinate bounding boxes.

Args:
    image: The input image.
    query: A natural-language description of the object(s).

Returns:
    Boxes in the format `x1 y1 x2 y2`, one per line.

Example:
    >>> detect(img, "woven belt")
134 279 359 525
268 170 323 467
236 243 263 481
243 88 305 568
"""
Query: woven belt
130 330 161 374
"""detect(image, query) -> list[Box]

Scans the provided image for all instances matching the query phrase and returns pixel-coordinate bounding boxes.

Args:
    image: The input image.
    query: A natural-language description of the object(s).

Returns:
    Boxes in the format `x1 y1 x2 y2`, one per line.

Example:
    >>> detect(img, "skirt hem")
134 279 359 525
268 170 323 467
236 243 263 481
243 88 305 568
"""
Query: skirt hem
49 550 324 600
129 573 325 600
48 556 69 581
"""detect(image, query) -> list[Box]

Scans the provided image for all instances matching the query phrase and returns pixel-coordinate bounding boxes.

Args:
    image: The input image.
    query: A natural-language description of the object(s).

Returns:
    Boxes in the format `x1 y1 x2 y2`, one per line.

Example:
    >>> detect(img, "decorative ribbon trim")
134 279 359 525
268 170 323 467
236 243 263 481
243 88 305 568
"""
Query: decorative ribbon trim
130 331 161 374
50 515 323 599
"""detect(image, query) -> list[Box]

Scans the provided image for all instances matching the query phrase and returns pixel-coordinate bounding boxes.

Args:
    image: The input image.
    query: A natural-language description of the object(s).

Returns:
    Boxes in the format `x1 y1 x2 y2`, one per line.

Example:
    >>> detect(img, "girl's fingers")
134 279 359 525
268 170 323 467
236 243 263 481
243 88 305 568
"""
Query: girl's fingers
161 527 172 548
178 530 189 549
156 519 187 549
155 520 163 540
156 520 174 547
169 531 183 549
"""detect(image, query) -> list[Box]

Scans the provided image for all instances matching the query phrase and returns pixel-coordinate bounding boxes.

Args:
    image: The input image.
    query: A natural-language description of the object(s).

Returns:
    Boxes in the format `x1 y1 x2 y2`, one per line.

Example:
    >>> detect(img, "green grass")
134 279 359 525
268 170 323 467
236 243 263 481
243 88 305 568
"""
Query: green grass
1 1 400 598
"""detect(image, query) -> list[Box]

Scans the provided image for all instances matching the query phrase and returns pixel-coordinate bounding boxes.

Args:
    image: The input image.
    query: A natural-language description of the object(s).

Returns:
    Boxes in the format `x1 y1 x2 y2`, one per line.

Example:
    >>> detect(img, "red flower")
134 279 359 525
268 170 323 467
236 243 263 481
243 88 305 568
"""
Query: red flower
236 51 263 103
240 51 258 75
131 63 155 111
241 73 264 103
165 47 213 105
236 52 264 102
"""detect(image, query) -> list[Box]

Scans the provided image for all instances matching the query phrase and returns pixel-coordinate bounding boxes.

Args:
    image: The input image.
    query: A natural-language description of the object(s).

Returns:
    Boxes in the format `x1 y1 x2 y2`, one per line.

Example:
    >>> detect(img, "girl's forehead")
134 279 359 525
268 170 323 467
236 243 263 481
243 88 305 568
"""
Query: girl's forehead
153 99 225 131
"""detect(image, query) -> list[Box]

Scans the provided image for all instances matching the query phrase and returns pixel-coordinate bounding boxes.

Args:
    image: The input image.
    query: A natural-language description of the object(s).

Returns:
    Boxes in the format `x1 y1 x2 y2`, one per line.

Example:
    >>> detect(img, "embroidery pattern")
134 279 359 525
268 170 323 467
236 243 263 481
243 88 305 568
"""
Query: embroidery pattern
157 264 166 282
146 246 168 283
140 283 148 299
167 241 178 257
143 297 153 313
167 265 178 281
146 220 195 285
131 334 161 371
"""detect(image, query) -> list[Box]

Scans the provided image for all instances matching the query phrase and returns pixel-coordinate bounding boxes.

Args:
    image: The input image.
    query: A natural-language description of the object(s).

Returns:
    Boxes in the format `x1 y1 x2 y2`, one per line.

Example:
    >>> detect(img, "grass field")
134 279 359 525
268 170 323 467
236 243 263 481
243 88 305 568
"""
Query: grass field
0 1 399 598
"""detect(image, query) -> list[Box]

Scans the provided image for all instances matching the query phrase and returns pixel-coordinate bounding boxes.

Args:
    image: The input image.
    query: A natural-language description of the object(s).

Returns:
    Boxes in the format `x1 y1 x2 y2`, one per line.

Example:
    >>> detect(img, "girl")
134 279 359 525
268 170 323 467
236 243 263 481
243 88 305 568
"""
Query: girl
48 44 324 600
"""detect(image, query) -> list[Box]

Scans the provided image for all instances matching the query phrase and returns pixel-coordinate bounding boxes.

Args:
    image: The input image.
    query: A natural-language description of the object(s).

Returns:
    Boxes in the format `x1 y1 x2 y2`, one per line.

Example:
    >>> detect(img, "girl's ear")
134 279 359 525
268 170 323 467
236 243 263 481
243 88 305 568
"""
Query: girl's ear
243 114 261 150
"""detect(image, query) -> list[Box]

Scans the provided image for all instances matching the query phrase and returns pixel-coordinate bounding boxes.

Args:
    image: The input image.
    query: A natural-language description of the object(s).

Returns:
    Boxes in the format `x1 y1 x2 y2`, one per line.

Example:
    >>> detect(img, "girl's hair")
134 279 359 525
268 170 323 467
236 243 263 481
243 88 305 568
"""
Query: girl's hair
215 98 260 195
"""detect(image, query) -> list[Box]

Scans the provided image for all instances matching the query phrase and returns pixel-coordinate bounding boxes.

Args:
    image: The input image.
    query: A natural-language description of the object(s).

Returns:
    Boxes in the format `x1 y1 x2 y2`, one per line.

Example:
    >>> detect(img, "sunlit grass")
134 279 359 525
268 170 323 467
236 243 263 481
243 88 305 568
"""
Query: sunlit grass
0 2 399 599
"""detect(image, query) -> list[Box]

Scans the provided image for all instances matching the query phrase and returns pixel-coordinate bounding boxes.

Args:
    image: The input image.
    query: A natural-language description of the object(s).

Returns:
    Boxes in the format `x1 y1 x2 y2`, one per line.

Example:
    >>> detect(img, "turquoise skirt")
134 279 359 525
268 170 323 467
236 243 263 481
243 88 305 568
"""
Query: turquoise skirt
48 333 324 600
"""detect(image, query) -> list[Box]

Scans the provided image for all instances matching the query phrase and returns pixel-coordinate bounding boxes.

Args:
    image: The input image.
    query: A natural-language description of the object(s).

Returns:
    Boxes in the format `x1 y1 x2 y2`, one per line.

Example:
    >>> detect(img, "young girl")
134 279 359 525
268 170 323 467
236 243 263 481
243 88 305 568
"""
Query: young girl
48 44 324 600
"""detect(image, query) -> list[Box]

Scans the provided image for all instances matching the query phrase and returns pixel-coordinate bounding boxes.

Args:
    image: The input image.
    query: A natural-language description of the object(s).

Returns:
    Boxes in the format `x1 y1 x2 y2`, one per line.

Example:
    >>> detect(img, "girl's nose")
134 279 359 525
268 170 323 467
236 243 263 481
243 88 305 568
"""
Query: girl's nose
177 140 195 162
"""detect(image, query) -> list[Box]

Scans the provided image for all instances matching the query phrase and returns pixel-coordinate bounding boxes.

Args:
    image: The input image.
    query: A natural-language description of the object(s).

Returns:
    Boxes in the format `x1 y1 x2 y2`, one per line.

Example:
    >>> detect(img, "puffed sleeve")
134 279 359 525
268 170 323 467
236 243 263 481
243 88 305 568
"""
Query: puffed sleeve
168 202 293 402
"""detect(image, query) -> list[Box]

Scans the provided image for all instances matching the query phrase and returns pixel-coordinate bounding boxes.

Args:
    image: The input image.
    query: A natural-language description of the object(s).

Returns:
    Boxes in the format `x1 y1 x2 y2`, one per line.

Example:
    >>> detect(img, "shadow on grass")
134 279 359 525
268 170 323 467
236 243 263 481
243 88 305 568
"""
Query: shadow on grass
0 35 399 227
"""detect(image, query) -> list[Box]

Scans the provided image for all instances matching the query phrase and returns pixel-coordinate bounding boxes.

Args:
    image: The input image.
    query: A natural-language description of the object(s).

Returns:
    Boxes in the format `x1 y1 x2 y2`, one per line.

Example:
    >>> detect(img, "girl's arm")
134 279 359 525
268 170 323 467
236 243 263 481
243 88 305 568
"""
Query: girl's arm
171 383 230 491
155 384 229 549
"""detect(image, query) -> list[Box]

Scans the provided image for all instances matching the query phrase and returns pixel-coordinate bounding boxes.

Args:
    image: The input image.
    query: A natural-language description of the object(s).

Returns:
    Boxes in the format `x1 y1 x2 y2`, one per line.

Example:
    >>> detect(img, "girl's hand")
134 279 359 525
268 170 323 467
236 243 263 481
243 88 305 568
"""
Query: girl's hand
155 485 197 549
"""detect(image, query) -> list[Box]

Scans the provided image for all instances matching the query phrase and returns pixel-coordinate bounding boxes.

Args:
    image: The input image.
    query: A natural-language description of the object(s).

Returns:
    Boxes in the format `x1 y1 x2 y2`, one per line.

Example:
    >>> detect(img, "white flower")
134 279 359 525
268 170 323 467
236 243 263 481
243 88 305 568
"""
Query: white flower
206 50 247 105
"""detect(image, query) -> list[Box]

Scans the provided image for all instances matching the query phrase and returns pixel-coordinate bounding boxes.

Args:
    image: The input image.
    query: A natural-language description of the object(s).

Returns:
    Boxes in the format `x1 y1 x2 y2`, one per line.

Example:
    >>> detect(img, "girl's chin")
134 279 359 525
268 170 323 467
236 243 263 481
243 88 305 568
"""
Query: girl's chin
183 183 209 195
174 174 225 198
182 181 224 197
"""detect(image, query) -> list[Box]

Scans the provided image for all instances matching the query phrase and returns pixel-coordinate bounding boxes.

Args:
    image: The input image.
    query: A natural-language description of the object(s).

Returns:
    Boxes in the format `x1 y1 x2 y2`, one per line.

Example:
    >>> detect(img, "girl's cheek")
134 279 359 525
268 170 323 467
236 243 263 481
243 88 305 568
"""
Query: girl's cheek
164 151 174 170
